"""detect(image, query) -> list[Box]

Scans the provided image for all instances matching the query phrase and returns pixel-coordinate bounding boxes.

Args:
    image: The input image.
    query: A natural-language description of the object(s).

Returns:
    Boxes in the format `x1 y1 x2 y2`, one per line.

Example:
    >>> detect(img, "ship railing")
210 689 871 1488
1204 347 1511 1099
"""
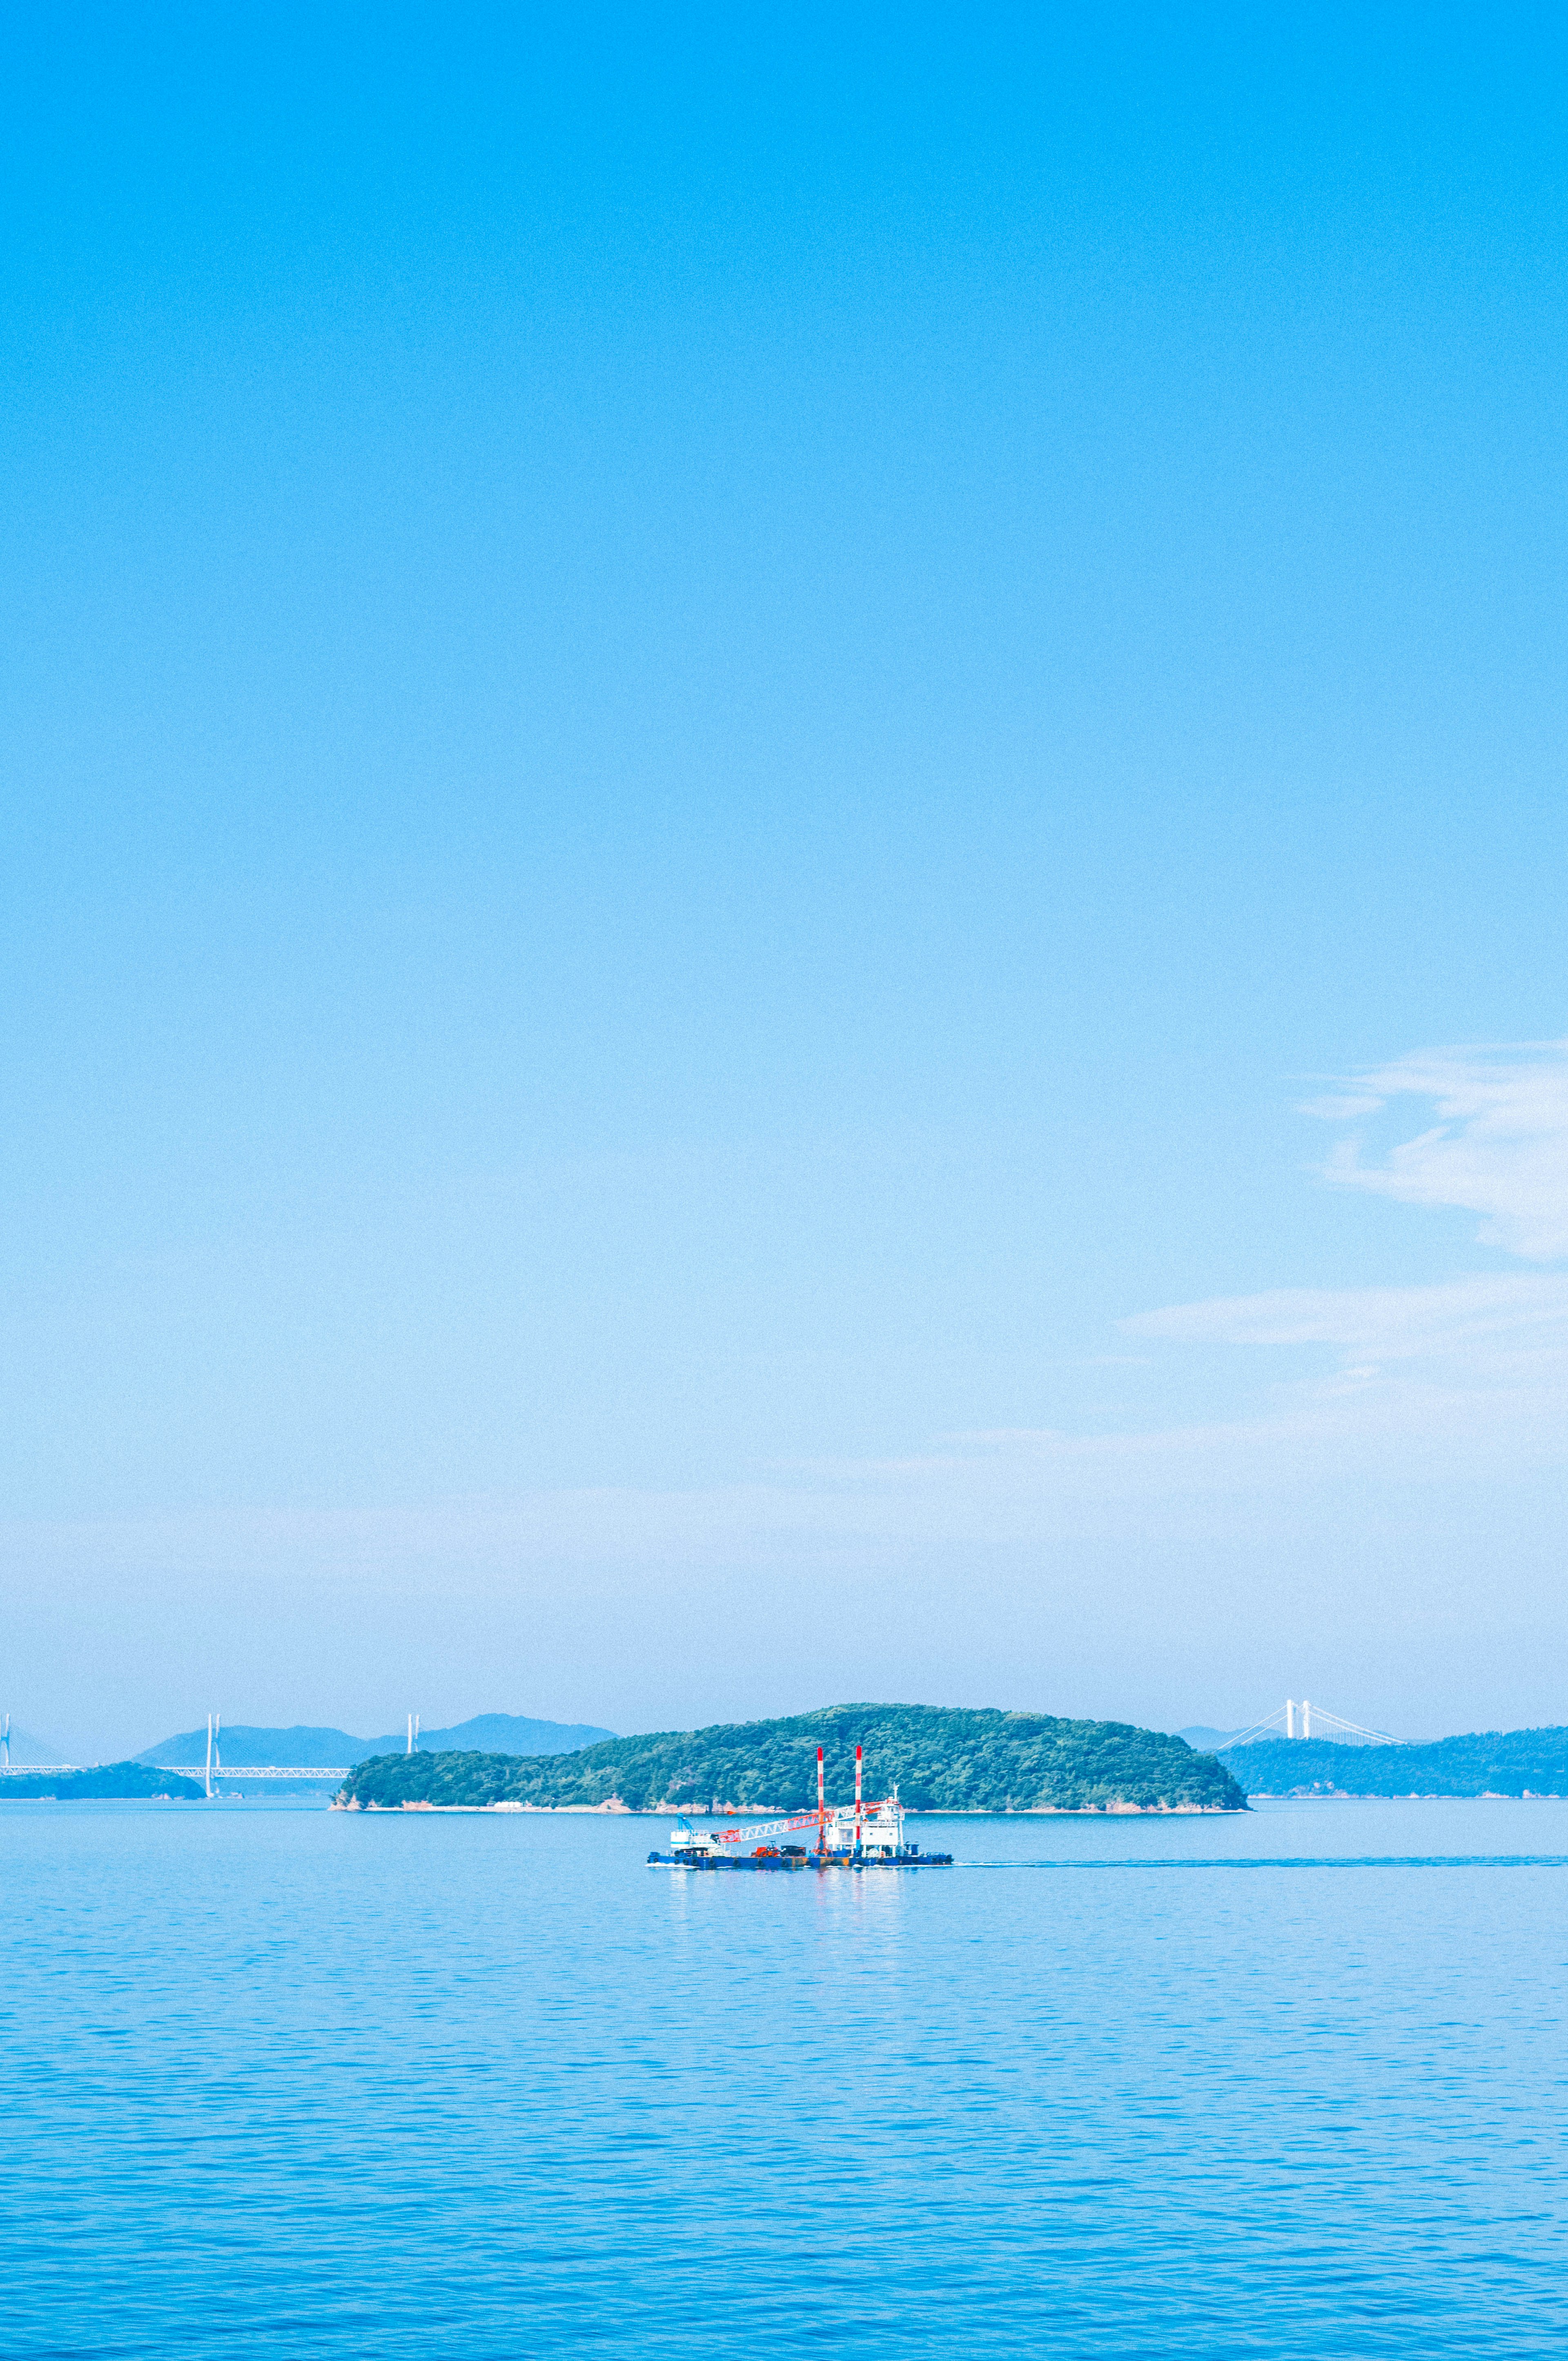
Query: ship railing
715 1798 902 1846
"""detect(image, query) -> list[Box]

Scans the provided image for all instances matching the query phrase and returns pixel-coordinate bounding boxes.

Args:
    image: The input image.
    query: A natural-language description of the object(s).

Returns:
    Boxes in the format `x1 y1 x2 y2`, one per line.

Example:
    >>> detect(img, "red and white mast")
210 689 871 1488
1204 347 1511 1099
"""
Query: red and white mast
855 1744 863 1854
817 1745 826 1855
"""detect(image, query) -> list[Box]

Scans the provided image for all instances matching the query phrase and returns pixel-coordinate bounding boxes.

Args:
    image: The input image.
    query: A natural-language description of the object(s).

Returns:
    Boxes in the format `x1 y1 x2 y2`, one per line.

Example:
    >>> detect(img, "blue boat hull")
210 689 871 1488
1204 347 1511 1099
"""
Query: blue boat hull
647 1850 953 1871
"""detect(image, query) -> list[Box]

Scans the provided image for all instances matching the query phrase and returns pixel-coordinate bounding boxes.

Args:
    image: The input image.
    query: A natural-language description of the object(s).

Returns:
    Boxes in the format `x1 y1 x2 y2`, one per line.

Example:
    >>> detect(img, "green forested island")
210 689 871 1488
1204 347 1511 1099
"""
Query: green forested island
1225 1727 1568 1798
0 1762 204 1800
338 1703 1248 1813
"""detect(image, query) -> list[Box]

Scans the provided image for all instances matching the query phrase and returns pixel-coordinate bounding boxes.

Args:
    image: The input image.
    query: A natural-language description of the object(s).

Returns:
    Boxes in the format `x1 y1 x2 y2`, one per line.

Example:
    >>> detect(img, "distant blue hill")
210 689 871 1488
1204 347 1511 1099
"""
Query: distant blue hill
360 1714 616 1759
137 1724 366 1766
136 1714 615 1768
2 1761 204 1800
1221 1727 1568 1797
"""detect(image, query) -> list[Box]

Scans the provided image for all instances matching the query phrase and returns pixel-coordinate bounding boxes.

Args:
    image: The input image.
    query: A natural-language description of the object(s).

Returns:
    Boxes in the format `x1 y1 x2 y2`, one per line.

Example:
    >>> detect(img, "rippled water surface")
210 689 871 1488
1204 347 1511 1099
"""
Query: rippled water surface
6 1797 1567 2357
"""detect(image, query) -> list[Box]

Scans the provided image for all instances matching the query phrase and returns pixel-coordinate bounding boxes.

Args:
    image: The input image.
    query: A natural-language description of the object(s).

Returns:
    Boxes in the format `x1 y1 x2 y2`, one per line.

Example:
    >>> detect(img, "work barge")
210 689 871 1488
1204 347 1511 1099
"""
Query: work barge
648 1744 953 1871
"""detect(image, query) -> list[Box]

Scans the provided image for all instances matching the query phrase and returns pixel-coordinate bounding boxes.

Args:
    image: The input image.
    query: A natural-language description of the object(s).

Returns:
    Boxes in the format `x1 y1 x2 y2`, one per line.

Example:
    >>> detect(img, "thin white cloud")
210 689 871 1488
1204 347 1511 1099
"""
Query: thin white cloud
1307 1039 1568 1260
1125 1274 1568 1360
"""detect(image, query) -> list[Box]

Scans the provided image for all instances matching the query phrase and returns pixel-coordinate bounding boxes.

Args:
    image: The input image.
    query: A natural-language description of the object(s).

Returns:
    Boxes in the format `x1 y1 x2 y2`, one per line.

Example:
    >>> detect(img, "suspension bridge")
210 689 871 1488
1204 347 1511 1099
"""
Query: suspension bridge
0 1711 354 1789
1222 1699 1398 1747
152 1709 426 1792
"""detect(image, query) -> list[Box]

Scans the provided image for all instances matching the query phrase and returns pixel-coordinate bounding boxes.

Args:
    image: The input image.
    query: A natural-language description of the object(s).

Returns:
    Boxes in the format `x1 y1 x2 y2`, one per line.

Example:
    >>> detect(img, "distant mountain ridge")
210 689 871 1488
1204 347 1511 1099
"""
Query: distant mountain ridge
136 1713 615 1768
341 1703 1249 1813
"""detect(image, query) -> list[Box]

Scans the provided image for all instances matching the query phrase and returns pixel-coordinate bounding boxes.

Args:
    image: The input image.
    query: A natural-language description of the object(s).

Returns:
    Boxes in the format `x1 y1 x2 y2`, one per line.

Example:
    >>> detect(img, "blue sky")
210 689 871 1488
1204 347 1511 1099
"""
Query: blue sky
4 7 1567 1756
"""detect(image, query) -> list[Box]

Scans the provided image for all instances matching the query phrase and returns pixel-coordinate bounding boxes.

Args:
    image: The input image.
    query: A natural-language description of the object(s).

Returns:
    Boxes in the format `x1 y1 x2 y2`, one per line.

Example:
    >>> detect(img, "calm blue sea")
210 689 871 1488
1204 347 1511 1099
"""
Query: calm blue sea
5 1796 1567 2357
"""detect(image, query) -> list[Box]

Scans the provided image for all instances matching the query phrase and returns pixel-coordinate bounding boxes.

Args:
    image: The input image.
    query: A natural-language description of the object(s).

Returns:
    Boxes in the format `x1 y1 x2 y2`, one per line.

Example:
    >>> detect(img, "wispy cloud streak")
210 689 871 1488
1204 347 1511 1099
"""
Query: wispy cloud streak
1126 1274 1568 1359
1305 1039 1568 1259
